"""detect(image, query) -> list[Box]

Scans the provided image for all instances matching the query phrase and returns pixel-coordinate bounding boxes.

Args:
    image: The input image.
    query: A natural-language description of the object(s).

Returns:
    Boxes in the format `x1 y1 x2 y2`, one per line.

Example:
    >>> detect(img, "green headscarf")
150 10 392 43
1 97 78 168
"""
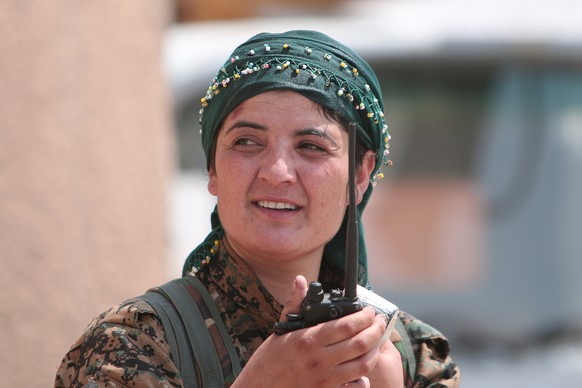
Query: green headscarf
183 30 391 289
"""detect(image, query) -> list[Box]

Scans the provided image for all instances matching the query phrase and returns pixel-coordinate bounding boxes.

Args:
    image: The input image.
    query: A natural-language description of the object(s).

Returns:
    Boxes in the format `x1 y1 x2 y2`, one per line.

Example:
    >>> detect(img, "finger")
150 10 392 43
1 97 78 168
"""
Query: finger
317 306 378 346
279 275 308 322
330 339 380 385
344 313 386 351
322 313 386 368
366 339 404 386
378 338 402 362
338 376 370 388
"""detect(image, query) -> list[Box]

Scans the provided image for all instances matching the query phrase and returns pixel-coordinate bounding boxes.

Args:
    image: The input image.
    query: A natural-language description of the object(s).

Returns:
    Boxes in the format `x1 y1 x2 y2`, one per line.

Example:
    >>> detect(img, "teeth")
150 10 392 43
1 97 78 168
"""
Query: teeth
258 200 296 210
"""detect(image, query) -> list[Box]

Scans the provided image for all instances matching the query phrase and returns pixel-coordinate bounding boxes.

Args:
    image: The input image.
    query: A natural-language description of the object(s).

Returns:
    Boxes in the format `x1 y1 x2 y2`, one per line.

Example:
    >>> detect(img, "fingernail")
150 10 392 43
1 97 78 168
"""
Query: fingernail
380 313 387 326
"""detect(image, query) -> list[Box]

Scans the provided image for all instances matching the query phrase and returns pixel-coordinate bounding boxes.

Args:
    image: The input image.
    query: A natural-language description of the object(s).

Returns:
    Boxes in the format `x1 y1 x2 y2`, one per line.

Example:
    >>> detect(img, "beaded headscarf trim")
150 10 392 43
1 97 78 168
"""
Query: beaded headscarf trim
198 37 392 183
186 31 393 286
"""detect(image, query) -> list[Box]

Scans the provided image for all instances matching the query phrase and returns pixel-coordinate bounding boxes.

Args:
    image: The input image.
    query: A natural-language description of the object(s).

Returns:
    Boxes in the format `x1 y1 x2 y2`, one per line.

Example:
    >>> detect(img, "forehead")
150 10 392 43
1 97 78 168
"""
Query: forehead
224 90 328 124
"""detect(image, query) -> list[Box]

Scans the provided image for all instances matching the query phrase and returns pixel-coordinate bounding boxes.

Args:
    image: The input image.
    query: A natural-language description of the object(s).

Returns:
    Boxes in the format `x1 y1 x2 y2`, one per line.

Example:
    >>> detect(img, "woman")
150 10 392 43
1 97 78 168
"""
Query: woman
56 30 460 387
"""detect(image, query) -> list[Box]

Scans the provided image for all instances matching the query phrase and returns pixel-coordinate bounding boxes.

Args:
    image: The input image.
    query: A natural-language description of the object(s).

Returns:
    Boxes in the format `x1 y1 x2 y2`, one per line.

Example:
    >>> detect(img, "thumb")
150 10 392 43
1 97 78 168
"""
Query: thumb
279 275 308 322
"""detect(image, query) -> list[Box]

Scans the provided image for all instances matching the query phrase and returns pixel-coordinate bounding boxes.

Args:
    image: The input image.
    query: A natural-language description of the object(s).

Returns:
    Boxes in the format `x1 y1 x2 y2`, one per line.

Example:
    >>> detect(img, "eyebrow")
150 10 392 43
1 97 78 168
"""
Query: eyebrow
224 120 267 135
294 128 340 148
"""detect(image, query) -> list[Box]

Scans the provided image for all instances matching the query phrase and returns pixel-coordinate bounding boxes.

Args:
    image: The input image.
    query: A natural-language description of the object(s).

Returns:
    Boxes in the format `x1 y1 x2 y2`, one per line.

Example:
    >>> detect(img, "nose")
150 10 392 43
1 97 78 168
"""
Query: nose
257 149 297 185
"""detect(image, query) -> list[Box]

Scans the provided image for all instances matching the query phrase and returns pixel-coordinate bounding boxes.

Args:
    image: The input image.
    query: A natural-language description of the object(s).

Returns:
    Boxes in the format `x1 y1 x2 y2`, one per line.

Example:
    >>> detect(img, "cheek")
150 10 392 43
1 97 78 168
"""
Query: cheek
210 159 253 207
314 169 349 214
208 147 237 197
319 187 349 235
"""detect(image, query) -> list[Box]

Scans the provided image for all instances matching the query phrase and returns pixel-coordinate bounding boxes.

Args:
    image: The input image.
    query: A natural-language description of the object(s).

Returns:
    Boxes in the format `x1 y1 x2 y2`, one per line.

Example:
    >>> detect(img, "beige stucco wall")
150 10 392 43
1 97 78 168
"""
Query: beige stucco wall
0 1 174 386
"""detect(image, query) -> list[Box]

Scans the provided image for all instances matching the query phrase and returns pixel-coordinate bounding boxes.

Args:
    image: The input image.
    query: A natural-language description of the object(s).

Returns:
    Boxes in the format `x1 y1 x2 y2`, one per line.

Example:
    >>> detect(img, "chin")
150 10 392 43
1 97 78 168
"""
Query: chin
255 237 309 258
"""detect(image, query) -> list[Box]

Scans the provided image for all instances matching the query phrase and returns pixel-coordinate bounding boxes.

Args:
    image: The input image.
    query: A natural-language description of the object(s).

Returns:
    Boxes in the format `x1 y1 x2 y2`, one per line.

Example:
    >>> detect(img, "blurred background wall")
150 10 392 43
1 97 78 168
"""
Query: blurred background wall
0 1 172 386
1 0 581 386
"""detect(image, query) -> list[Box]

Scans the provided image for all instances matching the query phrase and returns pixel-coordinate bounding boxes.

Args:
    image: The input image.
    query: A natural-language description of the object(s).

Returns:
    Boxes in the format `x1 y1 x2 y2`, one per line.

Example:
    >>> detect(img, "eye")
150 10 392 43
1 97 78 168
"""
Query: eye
298 142 326 152
231 136 263 153
298 141 328 154
233 137 258 147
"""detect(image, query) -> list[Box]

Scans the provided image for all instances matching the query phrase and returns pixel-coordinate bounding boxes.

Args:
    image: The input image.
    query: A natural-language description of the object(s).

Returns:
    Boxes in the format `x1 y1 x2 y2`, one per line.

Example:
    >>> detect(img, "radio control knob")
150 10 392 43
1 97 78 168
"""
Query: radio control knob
307 282 324 303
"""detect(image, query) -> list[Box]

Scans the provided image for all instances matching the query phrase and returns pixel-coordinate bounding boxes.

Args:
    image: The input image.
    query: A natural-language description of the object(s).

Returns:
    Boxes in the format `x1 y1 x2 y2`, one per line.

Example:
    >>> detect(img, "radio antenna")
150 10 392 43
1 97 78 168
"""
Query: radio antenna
344 122 358 300
274 123 398 336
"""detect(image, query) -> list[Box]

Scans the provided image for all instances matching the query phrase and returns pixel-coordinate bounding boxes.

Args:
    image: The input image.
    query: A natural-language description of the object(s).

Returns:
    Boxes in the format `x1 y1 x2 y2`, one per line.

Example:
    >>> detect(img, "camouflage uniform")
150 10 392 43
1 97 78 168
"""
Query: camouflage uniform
56 240 460 387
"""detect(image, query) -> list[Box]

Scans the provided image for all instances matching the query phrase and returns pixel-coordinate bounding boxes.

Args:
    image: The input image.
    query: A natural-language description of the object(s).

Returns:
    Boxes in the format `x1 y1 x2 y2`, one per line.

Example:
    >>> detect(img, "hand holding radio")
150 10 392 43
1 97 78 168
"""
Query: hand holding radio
233 275 390 388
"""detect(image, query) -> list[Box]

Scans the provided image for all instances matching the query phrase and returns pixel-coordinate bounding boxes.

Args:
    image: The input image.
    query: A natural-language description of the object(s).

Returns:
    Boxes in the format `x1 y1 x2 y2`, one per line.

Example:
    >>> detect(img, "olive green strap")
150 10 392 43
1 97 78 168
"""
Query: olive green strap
181 276 243 378
395 317 417 382
159 279 225 387
140 290 200 387
141 276 242 387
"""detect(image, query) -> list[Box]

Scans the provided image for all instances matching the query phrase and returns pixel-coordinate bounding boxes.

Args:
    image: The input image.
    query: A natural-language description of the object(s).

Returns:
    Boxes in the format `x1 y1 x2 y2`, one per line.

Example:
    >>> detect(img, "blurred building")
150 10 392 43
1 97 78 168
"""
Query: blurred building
174 0 341 21
166 0 582 385
2 0 581 386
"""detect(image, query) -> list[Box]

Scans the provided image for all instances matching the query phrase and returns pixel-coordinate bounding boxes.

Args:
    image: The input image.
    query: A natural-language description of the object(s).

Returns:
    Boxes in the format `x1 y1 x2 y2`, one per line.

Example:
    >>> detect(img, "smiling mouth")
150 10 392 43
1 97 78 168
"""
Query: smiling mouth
257 200 297 210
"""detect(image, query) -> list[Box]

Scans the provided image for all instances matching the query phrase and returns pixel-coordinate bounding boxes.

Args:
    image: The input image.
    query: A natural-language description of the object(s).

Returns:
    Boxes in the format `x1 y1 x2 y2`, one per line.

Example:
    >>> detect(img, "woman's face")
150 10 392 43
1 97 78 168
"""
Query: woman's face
208 90 372 265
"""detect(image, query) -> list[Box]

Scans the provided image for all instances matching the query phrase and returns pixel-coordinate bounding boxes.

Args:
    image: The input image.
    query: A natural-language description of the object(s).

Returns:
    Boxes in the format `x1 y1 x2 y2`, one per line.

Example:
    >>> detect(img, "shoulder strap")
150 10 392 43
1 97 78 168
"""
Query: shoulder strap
394 317 417 383
140 276 241 387
180 276 243 379
140 290 199 386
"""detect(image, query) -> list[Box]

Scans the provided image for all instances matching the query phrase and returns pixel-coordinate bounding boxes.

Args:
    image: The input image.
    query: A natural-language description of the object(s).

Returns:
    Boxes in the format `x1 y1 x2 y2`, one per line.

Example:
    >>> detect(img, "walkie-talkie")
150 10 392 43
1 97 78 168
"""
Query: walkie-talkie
274 123 399 337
